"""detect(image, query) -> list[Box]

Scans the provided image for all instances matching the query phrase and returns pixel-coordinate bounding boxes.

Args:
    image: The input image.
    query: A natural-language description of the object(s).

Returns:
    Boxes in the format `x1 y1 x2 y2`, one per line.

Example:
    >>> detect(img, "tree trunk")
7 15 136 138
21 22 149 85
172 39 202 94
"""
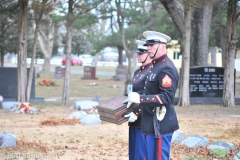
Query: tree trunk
117 46 124 65
17 0 28 102
42 21 54 71
190 10 198 67
91 2 107 67
37 16 54 72
159 0 184 36
220 25 226 66
26 0 46 102
217 3 226 67
178 5 191 106
222 0 239 107
191 2 213 66
0 50 4 67
116 0 133 95
26 20 39 102
61 0 73 106
210 47 216 66
0 16 5 66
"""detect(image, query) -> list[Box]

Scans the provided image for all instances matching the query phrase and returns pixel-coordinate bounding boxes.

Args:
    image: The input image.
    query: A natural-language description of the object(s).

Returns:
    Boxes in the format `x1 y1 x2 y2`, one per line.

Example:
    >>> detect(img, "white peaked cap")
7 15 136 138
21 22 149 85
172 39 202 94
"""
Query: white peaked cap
143 31 171 44
135 40 147 50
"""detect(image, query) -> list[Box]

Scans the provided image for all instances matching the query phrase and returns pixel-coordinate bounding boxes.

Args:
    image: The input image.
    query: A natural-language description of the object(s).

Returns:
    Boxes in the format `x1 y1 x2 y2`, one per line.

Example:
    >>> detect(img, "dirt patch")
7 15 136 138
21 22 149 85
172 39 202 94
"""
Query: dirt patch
0 105 240 159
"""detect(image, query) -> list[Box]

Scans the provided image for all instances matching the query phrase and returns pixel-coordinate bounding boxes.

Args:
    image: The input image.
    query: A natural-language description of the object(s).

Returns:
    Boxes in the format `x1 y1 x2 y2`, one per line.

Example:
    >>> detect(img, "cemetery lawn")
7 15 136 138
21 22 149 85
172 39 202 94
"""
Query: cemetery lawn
0 71 240 160
0 105 239 160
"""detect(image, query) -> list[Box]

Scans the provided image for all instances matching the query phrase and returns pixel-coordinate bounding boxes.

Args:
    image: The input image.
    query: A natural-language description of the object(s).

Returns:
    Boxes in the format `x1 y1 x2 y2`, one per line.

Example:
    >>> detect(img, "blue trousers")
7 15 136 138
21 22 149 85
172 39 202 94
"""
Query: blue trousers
144 133 173 160
129 127 146 160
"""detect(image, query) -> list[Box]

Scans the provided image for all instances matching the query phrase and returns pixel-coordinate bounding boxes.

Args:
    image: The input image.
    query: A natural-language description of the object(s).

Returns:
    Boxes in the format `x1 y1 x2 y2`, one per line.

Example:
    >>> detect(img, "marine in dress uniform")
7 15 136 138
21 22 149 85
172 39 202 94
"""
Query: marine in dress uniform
124 31 179 160
124 40 152 160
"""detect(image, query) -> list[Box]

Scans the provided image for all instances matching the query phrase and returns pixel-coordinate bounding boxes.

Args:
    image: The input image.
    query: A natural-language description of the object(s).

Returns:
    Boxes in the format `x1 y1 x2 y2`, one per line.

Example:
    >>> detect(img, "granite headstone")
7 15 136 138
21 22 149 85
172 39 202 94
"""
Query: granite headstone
0 67 44 102
208 142 235 151
189 67 228 97
180 135 208 148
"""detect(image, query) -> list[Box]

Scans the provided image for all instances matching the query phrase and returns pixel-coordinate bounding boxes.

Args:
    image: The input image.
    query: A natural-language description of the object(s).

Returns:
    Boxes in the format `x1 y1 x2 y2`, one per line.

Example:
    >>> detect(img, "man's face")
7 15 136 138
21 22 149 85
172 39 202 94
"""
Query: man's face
137 53 148 63
147 43 160 58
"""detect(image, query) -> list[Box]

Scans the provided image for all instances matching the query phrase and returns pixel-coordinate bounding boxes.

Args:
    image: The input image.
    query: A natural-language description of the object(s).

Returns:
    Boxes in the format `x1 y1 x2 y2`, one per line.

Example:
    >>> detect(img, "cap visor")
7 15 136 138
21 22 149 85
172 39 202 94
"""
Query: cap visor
135 49 147 53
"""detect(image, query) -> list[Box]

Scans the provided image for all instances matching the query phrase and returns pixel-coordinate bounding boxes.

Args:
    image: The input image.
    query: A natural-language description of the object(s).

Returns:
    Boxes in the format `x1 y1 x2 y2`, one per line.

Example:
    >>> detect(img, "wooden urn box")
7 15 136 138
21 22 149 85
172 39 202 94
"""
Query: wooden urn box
98 96 137 125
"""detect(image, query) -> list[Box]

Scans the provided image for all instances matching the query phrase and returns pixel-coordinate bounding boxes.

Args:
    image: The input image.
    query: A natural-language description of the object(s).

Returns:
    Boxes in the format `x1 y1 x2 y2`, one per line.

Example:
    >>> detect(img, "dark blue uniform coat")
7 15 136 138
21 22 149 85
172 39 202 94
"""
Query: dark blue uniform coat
129 62 152 127
139 54 179 136
128 62 152 160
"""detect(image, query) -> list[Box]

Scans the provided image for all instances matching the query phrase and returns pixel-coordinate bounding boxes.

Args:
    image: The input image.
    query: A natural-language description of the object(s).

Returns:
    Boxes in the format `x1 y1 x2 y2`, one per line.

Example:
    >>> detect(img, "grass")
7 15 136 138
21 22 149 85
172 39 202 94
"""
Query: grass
210 148 227 158
35 70 125 105
35 69 240 105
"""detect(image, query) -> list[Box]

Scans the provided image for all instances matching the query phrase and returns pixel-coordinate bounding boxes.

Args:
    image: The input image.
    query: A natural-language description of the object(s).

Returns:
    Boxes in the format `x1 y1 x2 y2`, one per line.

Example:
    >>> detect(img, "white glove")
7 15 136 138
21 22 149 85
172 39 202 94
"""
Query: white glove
124 112 137 122
123 92 140 108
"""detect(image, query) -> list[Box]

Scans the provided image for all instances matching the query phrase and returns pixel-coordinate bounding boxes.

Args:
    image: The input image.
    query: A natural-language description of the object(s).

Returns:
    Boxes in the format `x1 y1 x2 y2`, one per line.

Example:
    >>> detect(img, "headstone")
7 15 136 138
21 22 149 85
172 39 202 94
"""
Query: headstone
81 66 98 80
115 65 127 80
80 114 101 125
0 67 44 102
54 66 65 78
67 111 87 119
180 135 208 148
34 65 40 78
189 66 235 97
235 151 240 160
208 142 235 151
0 101 21 109
0 132 16 148
74 100 99 110
171 130 184 144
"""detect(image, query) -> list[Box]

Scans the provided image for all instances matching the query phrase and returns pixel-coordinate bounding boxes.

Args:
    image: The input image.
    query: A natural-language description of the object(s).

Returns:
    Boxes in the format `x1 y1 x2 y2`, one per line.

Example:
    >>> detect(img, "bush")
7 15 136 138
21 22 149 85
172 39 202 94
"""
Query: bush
210 148 227 158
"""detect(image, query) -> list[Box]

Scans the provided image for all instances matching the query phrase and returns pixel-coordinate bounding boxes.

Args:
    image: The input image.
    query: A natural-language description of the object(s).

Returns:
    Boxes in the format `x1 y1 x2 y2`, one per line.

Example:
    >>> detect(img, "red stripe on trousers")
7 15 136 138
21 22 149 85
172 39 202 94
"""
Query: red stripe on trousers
158 138 162 160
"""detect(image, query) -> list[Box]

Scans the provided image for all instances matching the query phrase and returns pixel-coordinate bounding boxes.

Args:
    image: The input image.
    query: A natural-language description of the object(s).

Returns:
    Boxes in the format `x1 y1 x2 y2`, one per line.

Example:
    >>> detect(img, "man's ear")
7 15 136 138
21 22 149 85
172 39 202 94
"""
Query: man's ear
161 43 166 48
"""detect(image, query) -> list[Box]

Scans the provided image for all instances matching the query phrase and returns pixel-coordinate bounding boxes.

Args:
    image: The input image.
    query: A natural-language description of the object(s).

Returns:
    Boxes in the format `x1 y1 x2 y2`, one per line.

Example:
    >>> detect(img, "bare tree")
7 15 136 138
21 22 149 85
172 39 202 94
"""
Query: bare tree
159 0 191 106
61 0 73 106
215 2 227 66
61 0 103 105
37 14 55 72
115 0 136 94
191 2 213 66
222 0 240 107
178 4 191 106
159 0 219 106
26 0 53 101
92 1 108 66
17 0 28 102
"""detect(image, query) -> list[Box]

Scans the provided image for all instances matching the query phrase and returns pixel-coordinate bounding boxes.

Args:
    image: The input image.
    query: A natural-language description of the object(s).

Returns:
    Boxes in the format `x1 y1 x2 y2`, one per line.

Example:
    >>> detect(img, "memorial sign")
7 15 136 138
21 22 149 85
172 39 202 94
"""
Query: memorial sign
189 66 232 97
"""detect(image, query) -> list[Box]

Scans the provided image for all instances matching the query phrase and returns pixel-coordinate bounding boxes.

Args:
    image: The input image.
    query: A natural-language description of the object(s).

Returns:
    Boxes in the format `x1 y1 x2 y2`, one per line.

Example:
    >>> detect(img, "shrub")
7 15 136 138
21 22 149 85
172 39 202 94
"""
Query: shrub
209 148 227 158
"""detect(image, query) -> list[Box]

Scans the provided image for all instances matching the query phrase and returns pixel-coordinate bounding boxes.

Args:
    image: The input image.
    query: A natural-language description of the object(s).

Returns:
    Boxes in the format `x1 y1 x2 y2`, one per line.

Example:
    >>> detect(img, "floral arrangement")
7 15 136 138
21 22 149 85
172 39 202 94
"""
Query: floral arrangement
9 102 38 114
38 79 57 86
19 102 31 113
